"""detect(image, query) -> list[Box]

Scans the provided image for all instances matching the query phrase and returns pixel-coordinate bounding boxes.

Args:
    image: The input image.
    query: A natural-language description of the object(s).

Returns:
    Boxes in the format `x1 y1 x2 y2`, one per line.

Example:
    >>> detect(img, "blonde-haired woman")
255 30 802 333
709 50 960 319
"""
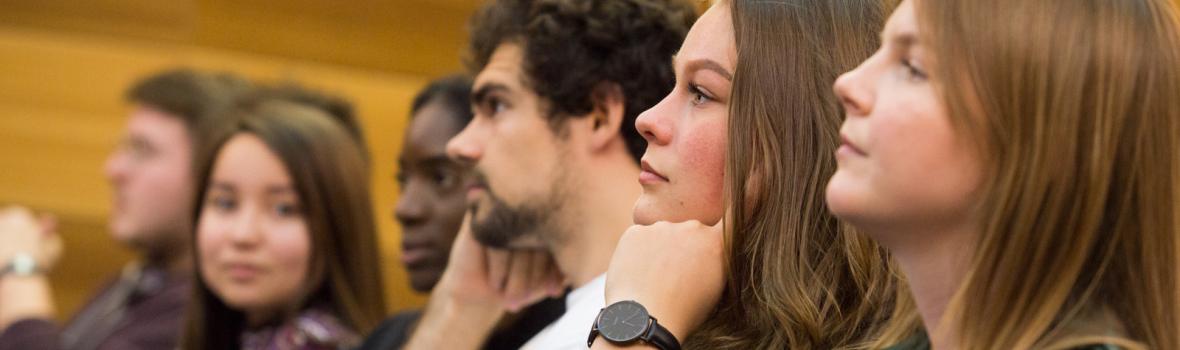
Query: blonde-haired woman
829 0 1180 348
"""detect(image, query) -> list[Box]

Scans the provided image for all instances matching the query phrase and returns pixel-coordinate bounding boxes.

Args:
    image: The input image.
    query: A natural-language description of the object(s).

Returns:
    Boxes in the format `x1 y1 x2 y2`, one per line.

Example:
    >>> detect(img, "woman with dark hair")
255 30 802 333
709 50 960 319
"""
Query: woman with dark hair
591 0 901 349
182 97 386 349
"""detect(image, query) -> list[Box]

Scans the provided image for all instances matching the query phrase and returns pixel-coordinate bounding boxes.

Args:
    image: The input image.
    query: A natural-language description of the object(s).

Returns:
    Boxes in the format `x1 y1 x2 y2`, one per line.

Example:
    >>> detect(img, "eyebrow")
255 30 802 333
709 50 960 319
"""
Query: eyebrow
419 155 456 167
126 134 155 149
678 57 733 82
265 186 296 196
210 182 236 192
208 182 294 195
399 155 455 170
471 82 510 105
891 30 920 49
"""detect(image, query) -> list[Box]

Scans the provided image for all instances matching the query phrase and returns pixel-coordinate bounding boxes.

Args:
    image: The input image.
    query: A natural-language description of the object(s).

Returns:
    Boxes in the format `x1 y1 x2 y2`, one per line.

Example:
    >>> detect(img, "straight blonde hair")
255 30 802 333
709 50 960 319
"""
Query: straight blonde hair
880 0 1180 348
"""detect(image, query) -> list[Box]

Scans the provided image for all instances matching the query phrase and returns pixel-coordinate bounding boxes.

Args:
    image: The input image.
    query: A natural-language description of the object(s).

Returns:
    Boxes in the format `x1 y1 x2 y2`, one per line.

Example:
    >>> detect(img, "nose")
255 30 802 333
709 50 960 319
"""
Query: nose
227 205 263 247
833 61 875 118
635 94 675 146
104 148 129 186
445 120 483 167
395 179 430 228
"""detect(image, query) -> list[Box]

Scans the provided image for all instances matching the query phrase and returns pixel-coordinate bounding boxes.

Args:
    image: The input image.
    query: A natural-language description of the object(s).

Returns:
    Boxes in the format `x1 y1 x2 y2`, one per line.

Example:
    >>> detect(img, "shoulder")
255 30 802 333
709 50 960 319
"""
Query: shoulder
355 310 423 350
883 330 931 350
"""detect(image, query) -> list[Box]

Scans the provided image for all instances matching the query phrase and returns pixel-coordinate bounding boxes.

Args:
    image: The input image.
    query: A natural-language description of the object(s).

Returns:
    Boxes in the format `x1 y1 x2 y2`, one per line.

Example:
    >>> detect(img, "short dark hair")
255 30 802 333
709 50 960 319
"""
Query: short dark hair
466 0 696 162
410 74 474 127
125 68 252 137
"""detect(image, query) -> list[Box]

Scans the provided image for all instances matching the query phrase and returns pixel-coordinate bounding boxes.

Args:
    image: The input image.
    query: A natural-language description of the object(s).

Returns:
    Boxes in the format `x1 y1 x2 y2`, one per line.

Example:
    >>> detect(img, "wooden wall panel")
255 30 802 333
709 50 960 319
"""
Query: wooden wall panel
0 23 433 320
0 0 476 77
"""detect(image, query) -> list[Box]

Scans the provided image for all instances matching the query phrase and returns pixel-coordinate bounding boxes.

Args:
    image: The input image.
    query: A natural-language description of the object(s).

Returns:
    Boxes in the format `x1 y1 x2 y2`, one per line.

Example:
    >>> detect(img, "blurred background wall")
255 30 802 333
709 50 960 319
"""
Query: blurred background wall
0 0 484 319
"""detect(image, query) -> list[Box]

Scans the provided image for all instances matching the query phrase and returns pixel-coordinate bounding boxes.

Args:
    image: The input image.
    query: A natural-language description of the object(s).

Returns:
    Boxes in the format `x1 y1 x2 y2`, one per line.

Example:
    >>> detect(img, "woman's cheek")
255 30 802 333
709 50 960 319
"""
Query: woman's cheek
679 117 728 223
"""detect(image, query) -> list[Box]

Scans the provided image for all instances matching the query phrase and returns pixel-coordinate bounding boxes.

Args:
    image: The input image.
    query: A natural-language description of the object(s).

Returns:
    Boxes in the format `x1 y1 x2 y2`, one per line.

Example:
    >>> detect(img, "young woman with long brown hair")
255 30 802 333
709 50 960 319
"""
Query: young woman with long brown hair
829 0 1180 348
590 0 903 349
181 95 386 349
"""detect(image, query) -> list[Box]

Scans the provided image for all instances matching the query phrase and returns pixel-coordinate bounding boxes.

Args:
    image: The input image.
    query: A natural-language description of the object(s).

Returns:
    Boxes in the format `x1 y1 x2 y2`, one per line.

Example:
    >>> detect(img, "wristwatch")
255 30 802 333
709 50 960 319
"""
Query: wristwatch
587 300 681 350
0 252 39 278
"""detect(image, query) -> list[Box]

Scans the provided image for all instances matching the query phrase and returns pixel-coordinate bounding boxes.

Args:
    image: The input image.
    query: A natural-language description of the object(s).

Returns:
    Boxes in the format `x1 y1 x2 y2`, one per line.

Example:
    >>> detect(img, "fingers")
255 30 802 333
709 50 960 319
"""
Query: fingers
542 254 565 297
499 250 532 311
38 214 58 237
40 233 64 270
486 249 511 292
0 205 33 217
492 250 563 312
0 206 37 227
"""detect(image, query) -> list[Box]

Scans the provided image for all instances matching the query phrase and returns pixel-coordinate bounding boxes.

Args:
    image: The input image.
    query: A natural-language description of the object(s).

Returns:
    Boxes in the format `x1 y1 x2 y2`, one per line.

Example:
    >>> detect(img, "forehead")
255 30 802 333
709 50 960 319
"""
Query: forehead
404 103 463 155
883 0 918 40
213 134 291 184
677 3 736 69
473 42 530 95
126 105 190 140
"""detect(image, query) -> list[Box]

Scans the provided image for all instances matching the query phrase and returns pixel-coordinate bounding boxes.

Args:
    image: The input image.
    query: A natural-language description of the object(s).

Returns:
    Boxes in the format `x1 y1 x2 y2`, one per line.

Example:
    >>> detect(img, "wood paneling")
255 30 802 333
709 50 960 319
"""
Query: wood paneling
0 0 477 77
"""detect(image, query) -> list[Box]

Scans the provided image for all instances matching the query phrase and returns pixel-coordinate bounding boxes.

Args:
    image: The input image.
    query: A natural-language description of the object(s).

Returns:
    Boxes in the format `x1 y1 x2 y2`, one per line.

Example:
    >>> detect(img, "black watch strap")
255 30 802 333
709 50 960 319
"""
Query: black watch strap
641 318 681 350
587 313 682 350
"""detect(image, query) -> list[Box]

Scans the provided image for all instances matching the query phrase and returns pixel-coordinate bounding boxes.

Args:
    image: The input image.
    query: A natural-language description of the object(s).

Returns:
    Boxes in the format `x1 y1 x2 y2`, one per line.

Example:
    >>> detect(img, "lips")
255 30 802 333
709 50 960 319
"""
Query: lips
465 183 486 203
639 160 669 184
400 240 436 268
838 134 868 156
222 262 264 281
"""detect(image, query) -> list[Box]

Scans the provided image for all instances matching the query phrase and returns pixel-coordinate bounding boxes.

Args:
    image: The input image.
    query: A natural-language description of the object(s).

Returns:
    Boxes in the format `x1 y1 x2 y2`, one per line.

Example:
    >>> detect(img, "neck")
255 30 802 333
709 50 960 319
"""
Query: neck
245 308 279 328
141 235 193 275
549 157 641 287
876 220 975 350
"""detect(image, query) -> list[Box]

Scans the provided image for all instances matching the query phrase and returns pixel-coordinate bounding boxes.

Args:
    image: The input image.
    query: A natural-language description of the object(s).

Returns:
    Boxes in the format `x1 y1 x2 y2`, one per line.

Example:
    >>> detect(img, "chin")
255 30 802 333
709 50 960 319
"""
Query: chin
213 289 258 310
108 219 132 241
631 197 658 225
408 277 436 294
824 179 869 225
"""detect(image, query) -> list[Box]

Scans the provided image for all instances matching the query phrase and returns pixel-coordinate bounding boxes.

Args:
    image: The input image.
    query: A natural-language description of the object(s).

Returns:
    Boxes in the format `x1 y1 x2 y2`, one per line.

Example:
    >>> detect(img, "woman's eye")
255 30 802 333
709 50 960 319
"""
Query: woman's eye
689 84 713 106
900 58 928 81
274 202 302 217
207 195 236 211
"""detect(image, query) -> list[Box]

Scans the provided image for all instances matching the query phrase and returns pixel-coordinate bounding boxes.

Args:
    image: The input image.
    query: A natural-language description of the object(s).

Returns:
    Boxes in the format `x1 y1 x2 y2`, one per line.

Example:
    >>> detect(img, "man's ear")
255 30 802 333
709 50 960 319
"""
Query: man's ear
587 82 625 151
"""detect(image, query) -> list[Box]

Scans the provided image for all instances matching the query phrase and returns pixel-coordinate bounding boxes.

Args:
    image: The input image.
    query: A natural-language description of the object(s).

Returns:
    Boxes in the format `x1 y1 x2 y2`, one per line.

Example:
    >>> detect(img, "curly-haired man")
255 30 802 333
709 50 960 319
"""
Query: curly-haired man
390 1 695 349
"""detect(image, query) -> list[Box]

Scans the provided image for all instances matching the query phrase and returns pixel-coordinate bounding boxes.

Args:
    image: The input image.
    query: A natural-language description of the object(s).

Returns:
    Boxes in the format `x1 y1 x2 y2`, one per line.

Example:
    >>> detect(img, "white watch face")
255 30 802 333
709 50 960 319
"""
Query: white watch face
12 253 36 275
598 300 649 342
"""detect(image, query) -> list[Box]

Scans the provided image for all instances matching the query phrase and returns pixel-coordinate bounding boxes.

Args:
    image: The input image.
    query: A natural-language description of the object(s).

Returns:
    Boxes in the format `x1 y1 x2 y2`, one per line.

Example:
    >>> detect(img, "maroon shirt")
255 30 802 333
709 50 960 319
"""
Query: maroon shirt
0 264 190 350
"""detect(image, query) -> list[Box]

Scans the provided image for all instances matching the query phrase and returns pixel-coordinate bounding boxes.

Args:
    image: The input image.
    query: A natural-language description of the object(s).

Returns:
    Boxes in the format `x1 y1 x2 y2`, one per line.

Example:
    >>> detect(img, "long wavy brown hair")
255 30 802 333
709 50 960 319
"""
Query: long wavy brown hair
872 0 1180 348
683 0 906 349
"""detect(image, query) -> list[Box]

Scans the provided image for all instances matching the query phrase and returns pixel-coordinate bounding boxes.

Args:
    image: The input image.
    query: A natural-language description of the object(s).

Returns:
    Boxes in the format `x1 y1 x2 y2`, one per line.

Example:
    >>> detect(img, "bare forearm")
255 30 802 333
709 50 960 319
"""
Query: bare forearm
402 294 501 350
0 276 56 330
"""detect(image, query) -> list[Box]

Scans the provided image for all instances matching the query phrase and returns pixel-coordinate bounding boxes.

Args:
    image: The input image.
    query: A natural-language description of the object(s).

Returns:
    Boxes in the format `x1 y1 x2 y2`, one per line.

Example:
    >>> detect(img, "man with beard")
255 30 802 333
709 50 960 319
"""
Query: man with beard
358 76 565 350
403 0 696 349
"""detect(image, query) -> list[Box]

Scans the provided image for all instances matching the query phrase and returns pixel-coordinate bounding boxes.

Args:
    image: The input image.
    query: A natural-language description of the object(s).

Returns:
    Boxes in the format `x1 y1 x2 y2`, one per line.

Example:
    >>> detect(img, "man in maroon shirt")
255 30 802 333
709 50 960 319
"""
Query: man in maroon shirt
0 69 250 350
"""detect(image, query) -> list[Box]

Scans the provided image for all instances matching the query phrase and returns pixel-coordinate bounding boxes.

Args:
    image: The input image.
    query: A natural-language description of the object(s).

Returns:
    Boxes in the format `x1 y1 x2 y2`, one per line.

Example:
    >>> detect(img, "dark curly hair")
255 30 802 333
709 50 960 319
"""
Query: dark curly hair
466 0 696 163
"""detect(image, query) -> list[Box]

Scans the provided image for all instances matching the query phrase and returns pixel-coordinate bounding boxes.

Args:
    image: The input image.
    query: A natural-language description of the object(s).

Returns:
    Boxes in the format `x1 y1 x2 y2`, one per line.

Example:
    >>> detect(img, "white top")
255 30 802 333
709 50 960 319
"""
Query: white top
520 274 606 350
